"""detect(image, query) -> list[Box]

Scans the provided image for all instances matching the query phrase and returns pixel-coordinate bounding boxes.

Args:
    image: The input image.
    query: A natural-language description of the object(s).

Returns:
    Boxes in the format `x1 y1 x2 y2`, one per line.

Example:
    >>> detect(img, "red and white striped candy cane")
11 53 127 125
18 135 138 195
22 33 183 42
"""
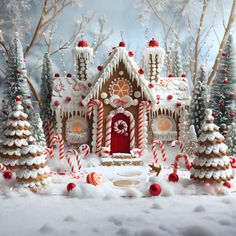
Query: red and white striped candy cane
87 100 103 155
152 140 167 163
44 147 53 160
79 144 90 158
138 101 151 154
50 134 64 160
171 140 184 153
48 121 55 146
0 163 7 173
66 149 82 174
229 156 236 169
172 153 192 174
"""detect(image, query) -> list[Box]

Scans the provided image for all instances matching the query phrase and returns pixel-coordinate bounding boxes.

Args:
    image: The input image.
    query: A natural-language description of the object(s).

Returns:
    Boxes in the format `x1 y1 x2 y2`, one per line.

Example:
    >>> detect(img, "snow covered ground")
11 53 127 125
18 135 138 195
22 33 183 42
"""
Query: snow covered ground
0 147 236 236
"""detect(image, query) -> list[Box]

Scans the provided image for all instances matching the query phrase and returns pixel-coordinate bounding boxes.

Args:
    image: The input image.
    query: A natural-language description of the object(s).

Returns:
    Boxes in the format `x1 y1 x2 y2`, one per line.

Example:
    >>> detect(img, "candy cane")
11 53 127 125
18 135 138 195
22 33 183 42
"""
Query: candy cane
138 101 151 154
152 140 167 163
172 153 192 174
79 144 90 158
171 140 184 153
87 100 103 155
66 149 82 174
0 163 7 173
229 156 236 169
44 147 54 160
49 134 64 159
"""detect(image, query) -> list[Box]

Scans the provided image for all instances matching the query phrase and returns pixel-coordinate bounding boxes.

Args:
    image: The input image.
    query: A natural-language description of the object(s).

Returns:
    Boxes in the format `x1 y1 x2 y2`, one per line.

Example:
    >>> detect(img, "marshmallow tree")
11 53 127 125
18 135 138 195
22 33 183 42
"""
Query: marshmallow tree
189 66 208 137
209 35 236 136
40 53 55 145
190 109 233 185
226 122 236 156
185 125 198 158
0 33 46 145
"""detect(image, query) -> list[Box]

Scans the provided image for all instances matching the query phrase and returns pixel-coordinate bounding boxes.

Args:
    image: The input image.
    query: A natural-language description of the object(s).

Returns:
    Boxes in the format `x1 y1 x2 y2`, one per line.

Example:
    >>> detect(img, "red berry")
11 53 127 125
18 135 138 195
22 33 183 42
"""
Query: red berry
168 73 174 78
97 65 103 71
119 41 126 47
223 79 228 84
138 69 144 75
53 100 60 107
168 173 179 182
15 96 22 102
88 83 92 87
167 95 173 100
128 51 134 57
230 111 235 117
149 183 161 196
78 40 89 47
148 38 159 47
176 102 181 107
223 181 231 189
181 73 186 78
65 96 72 102
79 102 84 107
67 73 72 78
148 83 154 89
3 171 12 180
230 92 235 98
67 183 76 192
54 73 60 78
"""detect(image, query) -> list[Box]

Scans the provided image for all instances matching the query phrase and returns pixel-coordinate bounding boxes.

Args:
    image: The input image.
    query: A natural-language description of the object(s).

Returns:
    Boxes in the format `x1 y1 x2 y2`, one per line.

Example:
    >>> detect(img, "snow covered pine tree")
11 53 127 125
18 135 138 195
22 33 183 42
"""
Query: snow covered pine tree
185 125 198 158
190 109 233 186
169 50 183 77
226 122 236 156
0 32 46 145
209 34 236 136
189 66 208 137
40 53 55 146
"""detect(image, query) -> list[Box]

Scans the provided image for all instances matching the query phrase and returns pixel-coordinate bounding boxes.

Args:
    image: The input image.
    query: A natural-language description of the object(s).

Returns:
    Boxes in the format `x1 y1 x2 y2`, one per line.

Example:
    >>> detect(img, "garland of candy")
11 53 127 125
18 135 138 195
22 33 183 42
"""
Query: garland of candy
79 144 90 158
113 120 128 134
66 149 82 174
105 109 135 151
152 140 167 164
49 134 65 160
138 101 151 154
87 100 104 155
171 140 184 153
172 154 192 173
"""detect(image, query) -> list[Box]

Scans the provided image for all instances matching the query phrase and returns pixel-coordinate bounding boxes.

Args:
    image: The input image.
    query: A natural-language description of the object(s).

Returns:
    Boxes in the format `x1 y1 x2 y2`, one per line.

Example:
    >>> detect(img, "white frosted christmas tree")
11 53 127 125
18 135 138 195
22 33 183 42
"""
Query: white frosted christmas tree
185 125 198 158
190 109 233 184
226 122 236 156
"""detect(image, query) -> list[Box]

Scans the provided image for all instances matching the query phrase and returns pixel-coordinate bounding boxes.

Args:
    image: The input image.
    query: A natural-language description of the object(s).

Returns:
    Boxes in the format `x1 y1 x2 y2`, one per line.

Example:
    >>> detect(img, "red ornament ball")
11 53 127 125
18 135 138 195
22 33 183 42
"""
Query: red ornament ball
222 52 227 57
3 171 13 180
168 73 174 78
181 73 187 78
223 181 231 189
148 83 154 89
67 73 72 78
176 102 181 107
230 92 235 98
78 40 89 47
149 38 159 47
65 96 72 102
67 182 76 192
53 100 60 107
230 111 235 117
128 51 134 57
223 79 228 84
54 73 60 78
97 65 103 71
119 41 126 47
149 183 161 196
167 95 173 100
168 173 179 182
138 68 144 75
15 96 22 102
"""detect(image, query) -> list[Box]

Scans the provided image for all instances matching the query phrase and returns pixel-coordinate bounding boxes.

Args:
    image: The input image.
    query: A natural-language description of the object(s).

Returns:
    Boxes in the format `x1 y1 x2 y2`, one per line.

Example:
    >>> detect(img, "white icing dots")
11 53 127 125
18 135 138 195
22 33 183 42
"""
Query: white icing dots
100 92 107 99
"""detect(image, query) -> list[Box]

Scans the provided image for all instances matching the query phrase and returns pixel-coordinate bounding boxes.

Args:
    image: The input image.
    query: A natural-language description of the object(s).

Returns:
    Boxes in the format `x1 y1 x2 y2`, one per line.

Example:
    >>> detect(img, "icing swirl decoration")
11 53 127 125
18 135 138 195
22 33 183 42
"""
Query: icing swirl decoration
113 120 128 134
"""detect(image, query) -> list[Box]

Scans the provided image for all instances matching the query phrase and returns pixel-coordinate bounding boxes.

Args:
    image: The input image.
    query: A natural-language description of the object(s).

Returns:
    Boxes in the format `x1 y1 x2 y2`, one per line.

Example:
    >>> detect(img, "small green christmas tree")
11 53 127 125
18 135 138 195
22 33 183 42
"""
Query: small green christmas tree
170 50 183 77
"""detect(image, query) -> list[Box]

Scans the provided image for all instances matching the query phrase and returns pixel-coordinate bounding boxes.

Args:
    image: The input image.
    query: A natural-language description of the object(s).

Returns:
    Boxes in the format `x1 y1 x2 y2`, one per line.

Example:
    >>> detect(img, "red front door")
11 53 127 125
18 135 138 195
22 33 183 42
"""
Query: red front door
111 113 130 154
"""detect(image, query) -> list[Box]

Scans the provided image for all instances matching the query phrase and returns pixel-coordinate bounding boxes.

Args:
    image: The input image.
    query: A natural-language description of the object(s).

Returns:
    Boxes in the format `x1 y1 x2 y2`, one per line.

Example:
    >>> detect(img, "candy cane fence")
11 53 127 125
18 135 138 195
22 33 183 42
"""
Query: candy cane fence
87 100 104 155
152 139 167 164
138 101 151 154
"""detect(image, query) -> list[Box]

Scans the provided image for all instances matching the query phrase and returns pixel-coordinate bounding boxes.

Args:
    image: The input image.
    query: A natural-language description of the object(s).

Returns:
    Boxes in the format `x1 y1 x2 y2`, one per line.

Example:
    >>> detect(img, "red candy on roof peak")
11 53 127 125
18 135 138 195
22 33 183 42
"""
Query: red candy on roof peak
119 41 126 47
78 40 89 47
149 38 159 47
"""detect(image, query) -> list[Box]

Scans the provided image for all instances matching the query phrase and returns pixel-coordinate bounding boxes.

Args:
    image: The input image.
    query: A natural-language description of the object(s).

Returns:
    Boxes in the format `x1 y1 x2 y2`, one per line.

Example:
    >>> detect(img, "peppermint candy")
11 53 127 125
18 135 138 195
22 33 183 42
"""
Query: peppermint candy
113 120 128 134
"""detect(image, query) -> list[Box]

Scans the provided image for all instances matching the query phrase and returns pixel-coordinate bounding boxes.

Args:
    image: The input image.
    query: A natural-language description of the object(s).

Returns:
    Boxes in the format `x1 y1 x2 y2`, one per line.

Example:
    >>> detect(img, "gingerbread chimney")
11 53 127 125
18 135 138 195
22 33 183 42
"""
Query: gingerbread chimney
143 38 165 82
73 40 93 81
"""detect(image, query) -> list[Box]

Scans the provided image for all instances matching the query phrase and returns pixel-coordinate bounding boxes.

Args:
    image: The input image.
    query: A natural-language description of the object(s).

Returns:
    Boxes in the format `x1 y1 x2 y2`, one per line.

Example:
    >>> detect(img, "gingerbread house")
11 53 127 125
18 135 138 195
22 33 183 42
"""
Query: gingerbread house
51 39 190 159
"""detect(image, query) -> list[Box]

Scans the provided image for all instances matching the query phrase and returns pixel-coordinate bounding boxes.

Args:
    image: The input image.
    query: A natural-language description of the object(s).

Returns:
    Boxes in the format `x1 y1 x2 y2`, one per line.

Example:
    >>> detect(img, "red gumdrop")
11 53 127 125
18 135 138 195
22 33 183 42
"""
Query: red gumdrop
128 51 134 57
149 183 161 196
167 95 173 100
223 181 231 189
119 41 126 47
67 183 76 192
138 69 144 75
3 171 13 180
168 173 179 182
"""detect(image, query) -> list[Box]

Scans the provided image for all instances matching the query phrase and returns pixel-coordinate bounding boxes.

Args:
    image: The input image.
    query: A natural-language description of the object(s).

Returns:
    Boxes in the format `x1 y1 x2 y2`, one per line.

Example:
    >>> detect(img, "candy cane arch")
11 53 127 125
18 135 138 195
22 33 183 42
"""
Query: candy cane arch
152 140 167 164
172 153 192 174
66 149 82 174
171 140 184 153
49 134 65 160
138 101 151 154
87 100 104 155
105 108 135 152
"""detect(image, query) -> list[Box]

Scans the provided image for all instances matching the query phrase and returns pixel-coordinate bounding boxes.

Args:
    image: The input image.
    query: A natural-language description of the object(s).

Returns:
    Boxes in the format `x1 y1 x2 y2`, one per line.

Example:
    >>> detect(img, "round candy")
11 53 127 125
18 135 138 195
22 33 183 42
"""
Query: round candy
149 183 161 196
86 172 103 186
67 183 76 192
3 171 12 180
168 173 179 182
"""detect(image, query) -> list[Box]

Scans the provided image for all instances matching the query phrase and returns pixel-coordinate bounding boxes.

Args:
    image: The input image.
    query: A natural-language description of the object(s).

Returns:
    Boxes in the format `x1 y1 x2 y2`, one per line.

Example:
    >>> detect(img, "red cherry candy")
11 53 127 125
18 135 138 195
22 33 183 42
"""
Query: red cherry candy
3 171 12 180
149 38 159 47
54 73 60 78
138 69 144 75
148 83 154 89
78 40 89 47
97 65 103 71
119 41 126 47
67 183 76 192
167 95 173 100
149 183 161 196
128 51 134 57
168 173 179 182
